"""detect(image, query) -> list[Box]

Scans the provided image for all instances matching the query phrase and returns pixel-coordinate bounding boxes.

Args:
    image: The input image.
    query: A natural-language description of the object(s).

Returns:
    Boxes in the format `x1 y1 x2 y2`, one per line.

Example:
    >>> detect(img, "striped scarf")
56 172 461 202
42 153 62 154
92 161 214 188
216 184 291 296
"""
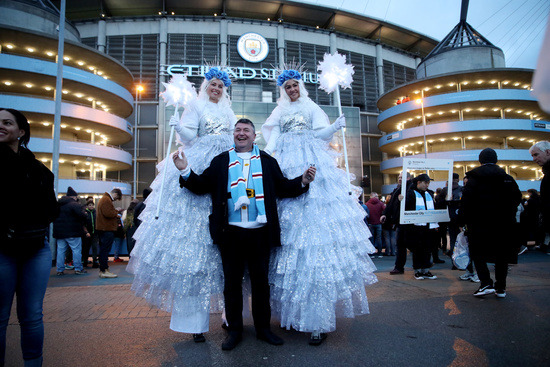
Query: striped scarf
228 144 266 223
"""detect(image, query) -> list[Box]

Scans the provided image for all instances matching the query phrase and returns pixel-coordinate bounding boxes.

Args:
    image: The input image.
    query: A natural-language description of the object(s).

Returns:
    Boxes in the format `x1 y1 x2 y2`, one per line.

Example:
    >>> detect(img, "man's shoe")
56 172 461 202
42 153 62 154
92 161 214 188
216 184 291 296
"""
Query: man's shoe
65 263 74 270
518 245 528 255
308 332 327 346
56 271 64 276
495 289 506 298
422 271 437 280
113 257 124 263
414 272 425 280
75 269 87 275
99 270 118 278
433 259 445 264
459 272 475 281
256 329 284 345
193 333 206 343
389 268 404 275
92 262 99 268
221 332 242 351
470 274 480 283
474 285 495 297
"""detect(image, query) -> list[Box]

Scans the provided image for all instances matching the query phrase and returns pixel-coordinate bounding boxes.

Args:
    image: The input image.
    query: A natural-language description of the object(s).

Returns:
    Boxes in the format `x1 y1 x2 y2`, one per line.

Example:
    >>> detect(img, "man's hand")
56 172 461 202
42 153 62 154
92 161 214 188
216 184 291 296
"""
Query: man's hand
398 194 404 201
380 215 386 224
85 232 91 238
302 166 317 185
172 149 188 170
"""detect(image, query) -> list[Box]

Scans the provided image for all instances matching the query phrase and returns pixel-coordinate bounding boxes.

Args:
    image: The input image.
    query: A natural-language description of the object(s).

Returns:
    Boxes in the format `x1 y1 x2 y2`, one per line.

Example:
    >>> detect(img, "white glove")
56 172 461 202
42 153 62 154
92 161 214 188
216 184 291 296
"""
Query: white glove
169 114 180 126
333 114 346 130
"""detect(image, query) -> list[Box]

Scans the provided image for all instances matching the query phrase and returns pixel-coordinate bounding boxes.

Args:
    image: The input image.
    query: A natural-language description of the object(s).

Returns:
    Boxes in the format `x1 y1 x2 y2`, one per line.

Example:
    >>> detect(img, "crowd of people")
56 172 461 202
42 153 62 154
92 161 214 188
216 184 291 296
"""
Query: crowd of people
2 68 550 362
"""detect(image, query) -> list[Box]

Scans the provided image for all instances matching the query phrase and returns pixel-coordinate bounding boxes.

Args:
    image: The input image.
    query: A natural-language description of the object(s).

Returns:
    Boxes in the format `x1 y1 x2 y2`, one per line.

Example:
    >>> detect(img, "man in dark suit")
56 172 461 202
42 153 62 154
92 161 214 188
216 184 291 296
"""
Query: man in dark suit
173 118 316 351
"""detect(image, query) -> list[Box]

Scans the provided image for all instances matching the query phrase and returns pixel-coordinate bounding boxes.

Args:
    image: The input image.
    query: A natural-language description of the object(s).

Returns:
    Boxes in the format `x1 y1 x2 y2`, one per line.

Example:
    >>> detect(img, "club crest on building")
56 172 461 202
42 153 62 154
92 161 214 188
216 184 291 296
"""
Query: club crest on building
237 33 269 63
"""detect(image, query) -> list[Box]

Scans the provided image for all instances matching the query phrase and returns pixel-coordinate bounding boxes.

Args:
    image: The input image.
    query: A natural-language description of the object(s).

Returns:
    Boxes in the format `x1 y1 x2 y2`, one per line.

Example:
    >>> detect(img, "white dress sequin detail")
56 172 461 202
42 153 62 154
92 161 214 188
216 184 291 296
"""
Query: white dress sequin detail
127 99 236 331
264 100 378 333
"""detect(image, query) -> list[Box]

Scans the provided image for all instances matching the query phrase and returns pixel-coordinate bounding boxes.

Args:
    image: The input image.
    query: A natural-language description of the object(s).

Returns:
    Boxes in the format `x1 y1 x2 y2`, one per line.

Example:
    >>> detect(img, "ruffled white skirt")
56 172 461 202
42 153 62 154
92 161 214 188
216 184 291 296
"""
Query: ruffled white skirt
127 135 233 327
269 130 378 333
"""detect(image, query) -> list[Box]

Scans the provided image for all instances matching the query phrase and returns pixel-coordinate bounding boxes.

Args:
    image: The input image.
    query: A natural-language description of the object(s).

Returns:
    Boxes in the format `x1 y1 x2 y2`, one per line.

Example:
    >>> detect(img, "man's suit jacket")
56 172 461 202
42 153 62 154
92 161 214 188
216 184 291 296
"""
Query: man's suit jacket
180 150 307 248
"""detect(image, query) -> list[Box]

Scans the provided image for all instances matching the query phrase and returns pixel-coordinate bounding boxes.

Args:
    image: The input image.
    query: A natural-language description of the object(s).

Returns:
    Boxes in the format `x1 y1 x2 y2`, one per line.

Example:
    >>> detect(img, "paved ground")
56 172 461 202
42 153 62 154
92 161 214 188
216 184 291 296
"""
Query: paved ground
5 251 550 367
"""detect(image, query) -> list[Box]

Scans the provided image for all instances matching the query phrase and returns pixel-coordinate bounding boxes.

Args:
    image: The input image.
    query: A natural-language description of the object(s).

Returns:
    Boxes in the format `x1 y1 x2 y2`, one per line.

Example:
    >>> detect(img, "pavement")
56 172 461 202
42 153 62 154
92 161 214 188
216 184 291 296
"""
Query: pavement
5 251 550 367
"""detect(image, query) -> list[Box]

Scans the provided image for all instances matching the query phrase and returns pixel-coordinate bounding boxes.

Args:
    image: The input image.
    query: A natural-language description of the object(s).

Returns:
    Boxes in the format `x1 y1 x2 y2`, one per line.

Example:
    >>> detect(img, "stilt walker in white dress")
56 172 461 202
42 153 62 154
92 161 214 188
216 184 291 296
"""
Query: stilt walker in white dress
127 68 236 342
262 68 378 346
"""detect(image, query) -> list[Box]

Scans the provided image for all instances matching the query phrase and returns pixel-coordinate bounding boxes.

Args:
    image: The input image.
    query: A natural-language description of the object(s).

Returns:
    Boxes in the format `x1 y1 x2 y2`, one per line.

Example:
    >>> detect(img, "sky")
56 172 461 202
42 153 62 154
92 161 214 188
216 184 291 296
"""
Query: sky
298 0 549 69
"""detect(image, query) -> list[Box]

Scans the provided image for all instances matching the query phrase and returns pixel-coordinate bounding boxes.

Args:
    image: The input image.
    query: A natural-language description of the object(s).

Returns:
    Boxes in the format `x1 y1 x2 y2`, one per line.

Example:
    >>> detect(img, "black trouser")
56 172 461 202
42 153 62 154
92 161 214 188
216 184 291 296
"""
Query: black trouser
219 225 271 333
406 226 432 270
97 230 114 272
448 222 460 254
394 226 407 271
473 259 508 290
438 223 448 250
81 233 99 264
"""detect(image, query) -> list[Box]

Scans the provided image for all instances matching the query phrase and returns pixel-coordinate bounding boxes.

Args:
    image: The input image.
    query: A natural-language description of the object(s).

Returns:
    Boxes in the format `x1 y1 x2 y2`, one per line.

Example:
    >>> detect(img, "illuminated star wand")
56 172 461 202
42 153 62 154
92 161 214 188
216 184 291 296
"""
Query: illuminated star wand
155 74 196 219
318 52 355 195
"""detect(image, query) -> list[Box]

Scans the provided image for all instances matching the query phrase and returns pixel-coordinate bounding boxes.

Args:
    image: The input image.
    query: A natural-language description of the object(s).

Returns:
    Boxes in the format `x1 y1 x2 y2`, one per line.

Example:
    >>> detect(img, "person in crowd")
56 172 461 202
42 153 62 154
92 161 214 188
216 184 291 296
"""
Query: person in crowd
460 148 522 298
96 188 123 278
366 192 386 257
132 188 151 230
530 141 550 253
82 200 99 268
403 174 439 280
522 189 542 249
262 68 377 346
112 209 126 262
434 187 448 255
127 68 237 343
175 118 315 350
439 173 463 260
122 199 139 256
53 186 87 275
382 171 413 275
0 108 58 366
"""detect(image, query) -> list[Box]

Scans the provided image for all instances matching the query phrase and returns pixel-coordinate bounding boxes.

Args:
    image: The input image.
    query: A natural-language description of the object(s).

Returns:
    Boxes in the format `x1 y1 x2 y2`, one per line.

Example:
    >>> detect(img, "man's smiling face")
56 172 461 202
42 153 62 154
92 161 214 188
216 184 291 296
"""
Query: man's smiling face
233 122 256 152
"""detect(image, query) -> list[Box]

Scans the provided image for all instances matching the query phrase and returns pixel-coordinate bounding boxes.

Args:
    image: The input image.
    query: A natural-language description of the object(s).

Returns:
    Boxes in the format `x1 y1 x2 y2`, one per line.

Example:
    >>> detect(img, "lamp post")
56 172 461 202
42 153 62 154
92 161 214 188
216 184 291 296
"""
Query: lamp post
133 85 144 199
416 97 428 159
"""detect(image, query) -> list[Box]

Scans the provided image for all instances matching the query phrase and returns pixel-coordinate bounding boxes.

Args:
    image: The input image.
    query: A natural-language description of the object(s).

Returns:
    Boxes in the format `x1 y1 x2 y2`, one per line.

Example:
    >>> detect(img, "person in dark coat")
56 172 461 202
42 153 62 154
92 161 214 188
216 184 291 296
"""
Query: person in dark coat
439 173 463 258
530 141 550 252
461 148 522 298
0 108 58 367
133 187 152 229
381 171 412 274
82 200 99 268
53 186 87 275
174 119 315 351
522 189 542 248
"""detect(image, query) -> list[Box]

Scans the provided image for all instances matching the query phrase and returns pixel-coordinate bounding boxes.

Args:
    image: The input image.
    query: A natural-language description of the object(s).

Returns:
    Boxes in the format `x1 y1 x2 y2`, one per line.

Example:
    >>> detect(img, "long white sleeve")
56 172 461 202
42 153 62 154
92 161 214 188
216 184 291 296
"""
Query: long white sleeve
313 122 339 141
264 124 280 154
311 103 336 141
175 102 200 142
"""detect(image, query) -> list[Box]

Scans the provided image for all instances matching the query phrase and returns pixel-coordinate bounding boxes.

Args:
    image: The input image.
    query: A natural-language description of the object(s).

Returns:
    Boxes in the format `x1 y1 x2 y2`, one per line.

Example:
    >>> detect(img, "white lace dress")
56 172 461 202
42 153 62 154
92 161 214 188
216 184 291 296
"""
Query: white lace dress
262 99 378 333
127 99 236 333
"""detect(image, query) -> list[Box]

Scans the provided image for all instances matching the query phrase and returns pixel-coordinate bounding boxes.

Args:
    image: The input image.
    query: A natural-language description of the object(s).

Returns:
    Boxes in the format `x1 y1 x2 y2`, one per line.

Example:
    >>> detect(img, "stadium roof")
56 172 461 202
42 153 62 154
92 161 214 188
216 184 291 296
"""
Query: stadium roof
49 0 439 57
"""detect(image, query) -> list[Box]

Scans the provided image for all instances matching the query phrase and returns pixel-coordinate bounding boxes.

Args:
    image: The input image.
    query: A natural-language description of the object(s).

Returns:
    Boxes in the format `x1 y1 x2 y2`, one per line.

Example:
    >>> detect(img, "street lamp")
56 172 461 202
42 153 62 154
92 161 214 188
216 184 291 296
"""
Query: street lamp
133 84 144 199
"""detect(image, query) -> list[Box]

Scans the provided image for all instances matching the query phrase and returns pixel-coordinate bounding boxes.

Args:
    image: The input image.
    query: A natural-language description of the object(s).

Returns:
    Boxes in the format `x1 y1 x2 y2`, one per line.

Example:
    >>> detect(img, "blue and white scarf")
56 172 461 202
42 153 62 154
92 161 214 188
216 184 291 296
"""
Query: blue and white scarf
414 190 438 229
228 144 266 223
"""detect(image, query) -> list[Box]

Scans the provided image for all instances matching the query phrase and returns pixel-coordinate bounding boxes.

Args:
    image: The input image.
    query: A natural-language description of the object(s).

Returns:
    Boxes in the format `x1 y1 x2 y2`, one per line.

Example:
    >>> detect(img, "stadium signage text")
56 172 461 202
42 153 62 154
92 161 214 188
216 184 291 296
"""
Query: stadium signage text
165 64 319 84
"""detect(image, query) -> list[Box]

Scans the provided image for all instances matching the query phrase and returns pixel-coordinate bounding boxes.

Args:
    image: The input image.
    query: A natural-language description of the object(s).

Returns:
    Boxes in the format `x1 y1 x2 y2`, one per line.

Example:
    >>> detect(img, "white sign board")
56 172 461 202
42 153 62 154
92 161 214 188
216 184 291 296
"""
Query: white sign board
399 158 454 225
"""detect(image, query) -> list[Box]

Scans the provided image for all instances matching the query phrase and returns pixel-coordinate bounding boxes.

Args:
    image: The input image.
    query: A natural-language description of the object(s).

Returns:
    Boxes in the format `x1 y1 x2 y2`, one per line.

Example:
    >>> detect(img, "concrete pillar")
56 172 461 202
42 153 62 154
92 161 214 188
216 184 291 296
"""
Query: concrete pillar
277 24 285 68
376 43 390 185
503 137 508 149
220 19 228 65
329 32 337 54
415 56 422 68
97 19 106 53
158 17 168 162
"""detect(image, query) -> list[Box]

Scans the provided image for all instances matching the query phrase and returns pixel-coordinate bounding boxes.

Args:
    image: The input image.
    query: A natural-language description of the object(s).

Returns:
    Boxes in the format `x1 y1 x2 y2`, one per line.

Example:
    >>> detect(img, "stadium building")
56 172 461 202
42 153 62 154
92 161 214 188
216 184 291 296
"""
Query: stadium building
376 10 550 195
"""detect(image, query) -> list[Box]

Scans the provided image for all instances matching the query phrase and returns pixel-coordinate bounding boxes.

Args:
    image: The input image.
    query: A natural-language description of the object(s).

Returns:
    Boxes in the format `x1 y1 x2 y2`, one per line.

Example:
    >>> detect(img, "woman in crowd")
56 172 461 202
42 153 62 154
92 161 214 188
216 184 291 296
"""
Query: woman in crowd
0 108 58 366
127 68 236 342
262 69 377 346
